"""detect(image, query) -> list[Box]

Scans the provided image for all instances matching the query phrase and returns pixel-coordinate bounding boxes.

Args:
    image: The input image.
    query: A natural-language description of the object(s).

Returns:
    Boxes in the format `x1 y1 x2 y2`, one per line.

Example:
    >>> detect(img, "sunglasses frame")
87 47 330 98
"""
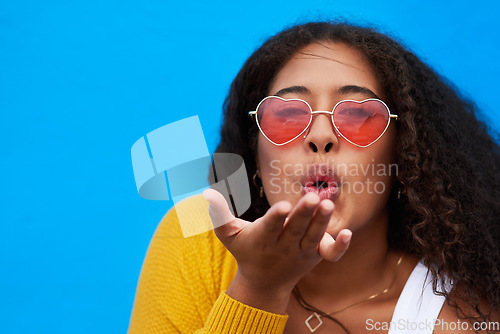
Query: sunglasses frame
249 95 399 148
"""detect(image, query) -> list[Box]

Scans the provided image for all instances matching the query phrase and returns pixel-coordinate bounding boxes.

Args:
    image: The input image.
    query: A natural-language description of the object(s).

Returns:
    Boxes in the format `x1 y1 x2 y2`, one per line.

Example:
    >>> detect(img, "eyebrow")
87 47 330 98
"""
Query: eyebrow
338 85 380 99
273 85 380 100
273 86 310 97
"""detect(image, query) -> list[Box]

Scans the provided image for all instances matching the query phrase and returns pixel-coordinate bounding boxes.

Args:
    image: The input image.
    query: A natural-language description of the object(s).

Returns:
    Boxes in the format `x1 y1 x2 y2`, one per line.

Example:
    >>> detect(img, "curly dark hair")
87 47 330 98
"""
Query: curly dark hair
215 21 500 328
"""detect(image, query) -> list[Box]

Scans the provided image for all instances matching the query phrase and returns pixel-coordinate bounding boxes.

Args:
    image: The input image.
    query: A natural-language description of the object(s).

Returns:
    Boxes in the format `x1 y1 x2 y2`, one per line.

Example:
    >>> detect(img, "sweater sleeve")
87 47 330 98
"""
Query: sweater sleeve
128 195 288 334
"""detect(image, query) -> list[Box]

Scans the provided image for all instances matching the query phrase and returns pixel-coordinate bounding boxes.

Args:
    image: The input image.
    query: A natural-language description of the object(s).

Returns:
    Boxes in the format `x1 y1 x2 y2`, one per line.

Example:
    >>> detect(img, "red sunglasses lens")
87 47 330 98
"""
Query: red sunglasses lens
257 97 311 144
333 100 390 146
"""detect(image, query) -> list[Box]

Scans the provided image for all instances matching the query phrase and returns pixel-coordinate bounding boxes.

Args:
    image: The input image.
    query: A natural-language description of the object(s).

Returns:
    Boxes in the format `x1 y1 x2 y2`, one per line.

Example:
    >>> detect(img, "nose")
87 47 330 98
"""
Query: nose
304 113 338 153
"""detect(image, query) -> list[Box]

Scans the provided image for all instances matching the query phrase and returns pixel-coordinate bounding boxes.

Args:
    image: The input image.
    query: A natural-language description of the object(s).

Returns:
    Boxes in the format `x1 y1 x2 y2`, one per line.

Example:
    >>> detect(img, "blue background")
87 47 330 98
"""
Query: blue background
1 1 499 333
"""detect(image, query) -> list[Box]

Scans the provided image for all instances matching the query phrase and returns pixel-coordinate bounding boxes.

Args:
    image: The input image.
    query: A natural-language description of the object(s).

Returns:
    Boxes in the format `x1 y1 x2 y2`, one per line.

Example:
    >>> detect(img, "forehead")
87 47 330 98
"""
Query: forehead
269 42 382 99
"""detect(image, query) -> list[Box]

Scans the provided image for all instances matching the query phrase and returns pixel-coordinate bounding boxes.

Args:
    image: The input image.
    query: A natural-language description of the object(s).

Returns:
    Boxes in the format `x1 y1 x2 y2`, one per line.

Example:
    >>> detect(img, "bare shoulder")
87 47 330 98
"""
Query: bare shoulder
433 294 500 334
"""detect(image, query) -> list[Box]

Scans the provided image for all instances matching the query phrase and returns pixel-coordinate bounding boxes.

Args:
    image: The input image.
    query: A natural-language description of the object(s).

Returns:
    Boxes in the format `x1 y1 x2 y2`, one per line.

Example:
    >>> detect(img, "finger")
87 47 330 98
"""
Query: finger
251 201 292 243
278 193 320 244
299 199 334 252
203 189 246 239
318 229 352 262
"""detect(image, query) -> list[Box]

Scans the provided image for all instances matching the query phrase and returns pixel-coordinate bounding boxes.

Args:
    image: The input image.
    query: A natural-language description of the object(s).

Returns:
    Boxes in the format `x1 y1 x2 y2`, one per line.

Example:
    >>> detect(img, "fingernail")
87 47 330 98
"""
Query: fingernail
202 189 211 202
278 201 292 215
343 232 352 243
320 200 334 213
304 193 320 207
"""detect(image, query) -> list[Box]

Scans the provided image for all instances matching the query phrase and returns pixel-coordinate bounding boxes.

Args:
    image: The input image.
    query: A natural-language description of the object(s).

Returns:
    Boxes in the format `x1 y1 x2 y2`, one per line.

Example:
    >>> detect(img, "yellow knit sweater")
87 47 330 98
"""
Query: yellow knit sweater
128 195 289 333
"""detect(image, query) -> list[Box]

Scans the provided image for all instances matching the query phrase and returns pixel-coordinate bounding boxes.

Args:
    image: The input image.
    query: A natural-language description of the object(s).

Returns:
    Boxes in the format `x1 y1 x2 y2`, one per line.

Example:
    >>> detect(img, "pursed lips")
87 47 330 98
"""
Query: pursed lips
301 164 341 201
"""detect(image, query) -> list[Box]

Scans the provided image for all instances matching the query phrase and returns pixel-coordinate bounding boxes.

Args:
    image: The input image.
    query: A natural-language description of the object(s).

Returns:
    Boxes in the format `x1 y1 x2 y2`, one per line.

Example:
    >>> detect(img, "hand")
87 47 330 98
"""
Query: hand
203 189 351 313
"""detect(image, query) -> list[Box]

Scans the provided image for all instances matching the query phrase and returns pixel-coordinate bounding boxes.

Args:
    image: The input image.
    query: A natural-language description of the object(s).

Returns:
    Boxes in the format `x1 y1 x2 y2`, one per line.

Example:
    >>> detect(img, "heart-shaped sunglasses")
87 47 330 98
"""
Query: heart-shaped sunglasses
248 96 398 147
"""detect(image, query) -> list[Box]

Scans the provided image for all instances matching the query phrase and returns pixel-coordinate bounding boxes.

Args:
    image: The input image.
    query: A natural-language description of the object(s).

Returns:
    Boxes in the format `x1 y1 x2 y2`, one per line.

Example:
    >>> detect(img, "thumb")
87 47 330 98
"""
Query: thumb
202 188 236 229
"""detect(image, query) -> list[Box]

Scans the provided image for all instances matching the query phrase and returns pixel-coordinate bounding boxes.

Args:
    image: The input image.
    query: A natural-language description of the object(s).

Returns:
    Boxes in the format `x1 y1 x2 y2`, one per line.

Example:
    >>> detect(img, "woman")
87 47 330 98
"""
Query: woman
129 21 500 333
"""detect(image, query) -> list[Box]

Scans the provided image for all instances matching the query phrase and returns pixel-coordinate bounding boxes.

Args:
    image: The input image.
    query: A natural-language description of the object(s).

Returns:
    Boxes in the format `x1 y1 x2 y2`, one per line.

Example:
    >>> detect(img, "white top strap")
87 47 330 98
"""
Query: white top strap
388 261 449 334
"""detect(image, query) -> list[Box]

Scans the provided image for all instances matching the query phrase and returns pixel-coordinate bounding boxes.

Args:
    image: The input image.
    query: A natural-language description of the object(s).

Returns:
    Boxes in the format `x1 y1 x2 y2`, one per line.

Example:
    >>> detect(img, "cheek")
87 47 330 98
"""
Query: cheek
257 133 300 173
257 139 281 203
345 146 396 197
257 138 303 205
256 137 275 176
332 136 397 227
